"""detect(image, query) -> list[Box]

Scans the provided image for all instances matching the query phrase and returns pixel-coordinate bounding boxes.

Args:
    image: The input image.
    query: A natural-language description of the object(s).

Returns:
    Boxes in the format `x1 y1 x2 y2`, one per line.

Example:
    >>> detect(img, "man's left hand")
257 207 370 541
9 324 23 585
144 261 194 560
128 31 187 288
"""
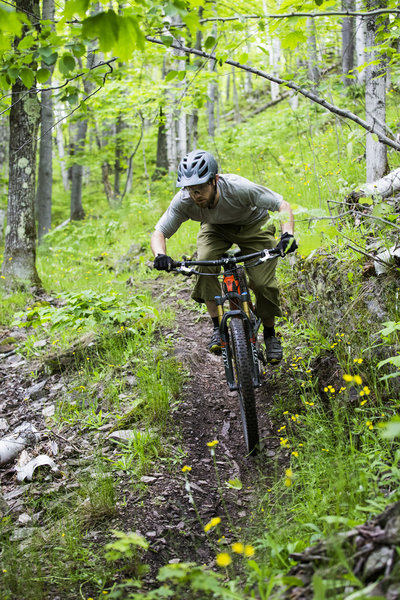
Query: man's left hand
276 232 298 256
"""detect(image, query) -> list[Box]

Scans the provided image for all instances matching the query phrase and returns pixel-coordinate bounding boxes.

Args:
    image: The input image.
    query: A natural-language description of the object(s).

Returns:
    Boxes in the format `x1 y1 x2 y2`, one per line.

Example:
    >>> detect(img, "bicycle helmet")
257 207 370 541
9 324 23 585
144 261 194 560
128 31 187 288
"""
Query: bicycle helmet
176 149 218 187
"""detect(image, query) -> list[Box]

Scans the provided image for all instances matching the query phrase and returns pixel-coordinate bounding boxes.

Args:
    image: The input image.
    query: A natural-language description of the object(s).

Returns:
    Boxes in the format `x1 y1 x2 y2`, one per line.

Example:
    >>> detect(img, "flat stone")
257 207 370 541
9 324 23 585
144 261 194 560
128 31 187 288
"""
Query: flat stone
140 476 157 484
108 430 136 443
10 527 37 542
363 546 393 579
0 418 9 431
18 513 32 524
42 404 56 418
25 380 48 401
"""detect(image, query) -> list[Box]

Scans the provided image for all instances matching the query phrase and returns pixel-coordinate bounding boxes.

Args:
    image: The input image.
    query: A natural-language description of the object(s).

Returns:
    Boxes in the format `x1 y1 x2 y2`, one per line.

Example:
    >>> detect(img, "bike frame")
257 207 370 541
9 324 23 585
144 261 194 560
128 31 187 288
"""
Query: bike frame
173 248 280 393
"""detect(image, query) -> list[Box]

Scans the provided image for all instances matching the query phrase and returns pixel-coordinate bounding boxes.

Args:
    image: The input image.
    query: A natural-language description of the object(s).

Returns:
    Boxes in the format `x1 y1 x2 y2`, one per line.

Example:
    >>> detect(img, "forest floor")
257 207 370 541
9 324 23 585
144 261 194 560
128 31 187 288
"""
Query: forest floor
0 276 286 595
2 275 400 598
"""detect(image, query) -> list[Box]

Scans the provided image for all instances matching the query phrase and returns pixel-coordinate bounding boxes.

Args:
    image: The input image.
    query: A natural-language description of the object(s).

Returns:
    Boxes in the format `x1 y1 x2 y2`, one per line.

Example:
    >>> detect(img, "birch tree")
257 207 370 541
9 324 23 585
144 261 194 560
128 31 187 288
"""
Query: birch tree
365 0 388 182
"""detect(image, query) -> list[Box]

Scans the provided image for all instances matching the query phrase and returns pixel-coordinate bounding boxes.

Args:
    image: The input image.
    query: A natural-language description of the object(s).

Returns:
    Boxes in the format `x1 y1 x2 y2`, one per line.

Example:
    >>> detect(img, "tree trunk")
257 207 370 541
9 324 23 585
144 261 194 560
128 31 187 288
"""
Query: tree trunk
365 0 388 182
355 0 366 83
207 57 218 138
114 113 124 197
0 117 9 191
70 119 87 221
70 52 97 220
307 18 320 87
165 16 186 171
54 106 69 191
232 66 241 124
341 0 355 86
154 106 168 179
36 0 55 242
2 0 41 288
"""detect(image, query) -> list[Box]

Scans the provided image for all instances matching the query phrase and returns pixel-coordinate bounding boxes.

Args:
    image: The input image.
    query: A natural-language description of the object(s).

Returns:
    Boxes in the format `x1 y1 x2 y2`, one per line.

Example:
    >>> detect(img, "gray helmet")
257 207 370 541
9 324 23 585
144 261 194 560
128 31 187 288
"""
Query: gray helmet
176 149 218 187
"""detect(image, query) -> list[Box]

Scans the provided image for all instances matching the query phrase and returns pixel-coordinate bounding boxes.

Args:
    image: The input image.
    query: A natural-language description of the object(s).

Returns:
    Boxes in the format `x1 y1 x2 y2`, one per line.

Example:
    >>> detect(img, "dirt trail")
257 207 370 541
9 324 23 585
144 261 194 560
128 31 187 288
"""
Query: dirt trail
126 277 282 579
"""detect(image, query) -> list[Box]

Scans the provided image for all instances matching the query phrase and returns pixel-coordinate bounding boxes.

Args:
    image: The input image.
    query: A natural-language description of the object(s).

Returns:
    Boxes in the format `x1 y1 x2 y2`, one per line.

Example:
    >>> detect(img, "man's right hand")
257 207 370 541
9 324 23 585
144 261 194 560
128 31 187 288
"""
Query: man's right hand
153 254 174 271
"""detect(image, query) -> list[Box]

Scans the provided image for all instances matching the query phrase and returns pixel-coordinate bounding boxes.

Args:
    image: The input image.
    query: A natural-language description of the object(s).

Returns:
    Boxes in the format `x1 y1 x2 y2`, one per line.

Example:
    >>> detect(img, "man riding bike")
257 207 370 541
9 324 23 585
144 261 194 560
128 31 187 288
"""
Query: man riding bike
151 149 297 363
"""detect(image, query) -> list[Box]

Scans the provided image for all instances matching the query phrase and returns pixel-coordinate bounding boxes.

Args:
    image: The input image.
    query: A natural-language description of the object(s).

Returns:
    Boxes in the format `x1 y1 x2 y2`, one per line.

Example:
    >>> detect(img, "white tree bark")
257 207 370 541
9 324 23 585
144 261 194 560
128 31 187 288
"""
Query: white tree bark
165 17 186 170
55 120 69 191
207 24 218 138
365 0 388 182
355 0 366 83
356 167 400 198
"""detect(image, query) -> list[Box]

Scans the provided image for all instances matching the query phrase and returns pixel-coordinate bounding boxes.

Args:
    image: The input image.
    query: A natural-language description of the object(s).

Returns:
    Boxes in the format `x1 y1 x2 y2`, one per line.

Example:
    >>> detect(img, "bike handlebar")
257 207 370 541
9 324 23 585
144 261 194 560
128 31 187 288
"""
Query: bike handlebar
172 247 281 274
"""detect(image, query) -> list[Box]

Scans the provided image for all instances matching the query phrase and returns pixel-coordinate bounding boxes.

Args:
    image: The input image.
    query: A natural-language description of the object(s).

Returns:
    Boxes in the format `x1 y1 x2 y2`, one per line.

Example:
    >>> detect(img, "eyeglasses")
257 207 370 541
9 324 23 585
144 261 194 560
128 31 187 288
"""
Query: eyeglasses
183 181 213 198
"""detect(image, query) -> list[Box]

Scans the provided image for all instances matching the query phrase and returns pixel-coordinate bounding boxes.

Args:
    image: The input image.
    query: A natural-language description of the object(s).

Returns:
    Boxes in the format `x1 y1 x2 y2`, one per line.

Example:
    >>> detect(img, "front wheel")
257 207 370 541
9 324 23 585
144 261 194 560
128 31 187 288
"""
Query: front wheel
229 318 259 455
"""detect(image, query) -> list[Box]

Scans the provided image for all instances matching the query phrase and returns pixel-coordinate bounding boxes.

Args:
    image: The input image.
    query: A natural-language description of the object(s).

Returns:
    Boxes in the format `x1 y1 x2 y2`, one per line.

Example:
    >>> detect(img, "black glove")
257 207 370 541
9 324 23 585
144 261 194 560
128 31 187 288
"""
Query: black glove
276 232 298 256
153 254 174 271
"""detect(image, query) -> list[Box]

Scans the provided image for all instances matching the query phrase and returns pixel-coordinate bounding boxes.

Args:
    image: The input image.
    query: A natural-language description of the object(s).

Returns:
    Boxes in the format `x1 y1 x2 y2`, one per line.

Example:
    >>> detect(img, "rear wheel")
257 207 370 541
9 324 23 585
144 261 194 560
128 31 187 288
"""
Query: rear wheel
229 318 259 455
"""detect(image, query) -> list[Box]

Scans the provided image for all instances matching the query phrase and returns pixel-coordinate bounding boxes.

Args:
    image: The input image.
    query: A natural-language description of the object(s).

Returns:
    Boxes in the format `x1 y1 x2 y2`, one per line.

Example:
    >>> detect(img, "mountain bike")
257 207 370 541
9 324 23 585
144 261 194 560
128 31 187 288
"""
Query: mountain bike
172 247 281 456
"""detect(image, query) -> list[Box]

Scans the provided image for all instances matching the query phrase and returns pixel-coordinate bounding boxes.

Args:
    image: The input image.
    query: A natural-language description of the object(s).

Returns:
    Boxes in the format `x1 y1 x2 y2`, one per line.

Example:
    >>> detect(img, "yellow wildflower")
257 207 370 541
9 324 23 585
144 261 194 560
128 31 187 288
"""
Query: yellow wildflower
354 375 363 385
244 545 255 557
343 374 353 382
232 542 244 554
216 553 232 567
182 465 192 472
204 517 221 532
207 440 219 447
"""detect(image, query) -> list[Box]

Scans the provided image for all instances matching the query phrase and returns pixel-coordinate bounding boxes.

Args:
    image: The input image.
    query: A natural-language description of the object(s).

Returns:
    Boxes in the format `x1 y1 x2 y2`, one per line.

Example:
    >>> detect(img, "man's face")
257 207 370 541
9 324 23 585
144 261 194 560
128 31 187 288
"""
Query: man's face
185 179 218 209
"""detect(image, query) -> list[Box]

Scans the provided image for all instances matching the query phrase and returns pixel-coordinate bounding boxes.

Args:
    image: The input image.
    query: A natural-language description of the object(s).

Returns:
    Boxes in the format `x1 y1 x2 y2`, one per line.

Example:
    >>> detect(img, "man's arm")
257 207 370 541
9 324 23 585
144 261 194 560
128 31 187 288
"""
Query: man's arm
279 200 295 236
151 229 167 257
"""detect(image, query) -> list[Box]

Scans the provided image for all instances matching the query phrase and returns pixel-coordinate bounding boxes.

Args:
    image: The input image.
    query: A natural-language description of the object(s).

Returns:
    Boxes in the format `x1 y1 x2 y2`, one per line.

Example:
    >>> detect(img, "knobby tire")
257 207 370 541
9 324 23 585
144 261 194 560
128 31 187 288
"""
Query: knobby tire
229 318 259 455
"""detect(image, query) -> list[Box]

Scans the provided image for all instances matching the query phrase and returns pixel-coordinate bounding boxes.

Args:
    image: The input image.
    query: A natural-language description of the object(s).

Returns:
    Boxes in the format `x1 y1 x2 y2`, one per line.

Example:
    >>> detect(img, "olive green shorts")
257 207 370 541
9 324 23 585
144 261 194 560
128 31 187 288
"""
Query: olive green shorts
191 219 281 321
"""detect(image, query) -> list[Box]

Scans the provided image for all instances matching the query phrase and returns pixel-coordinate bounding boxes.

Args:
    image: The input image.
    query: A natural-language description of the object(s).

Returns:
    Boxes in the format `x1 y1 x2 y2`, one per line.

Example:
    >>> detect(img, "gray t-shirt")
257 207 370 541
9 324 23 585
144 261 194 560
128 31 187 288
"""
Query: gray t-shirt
154 174 283 239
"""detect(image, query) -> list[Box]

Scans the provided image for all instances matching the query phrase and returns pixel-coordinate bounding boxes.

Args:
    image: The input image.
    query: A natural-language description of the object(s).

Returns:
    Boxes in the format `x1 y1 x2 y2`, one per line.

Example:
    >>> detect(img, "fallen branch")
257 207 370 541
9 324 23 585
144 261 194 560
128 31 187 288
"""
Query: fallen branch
351 167 400 200
0 423 40 466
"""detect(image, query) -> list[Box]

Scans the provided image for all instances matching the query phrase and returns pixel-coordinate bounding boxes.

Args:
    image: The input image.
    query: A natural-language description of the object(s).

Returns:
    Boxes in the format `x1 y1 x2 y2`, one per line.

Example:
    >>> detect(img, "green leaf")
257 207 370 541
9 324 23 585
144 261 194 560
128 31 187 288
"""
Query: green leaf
257 45 269 55
59 53 76 75
238 52 249 64
18 35 35 50
36 68 51 84
116 15 145 59
372 202 394 217
377 355 400 369
161 34 173 47
7 67 19 84
63 0 90 19
82 11 119 53
165 70 178 82
281 30 307 50
359 197 373 205
204 36 216 50
72 42 86 58
42 51 58 66
225 478 243 490
380 417 400 439
19 67 34 89
298 232 322 256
